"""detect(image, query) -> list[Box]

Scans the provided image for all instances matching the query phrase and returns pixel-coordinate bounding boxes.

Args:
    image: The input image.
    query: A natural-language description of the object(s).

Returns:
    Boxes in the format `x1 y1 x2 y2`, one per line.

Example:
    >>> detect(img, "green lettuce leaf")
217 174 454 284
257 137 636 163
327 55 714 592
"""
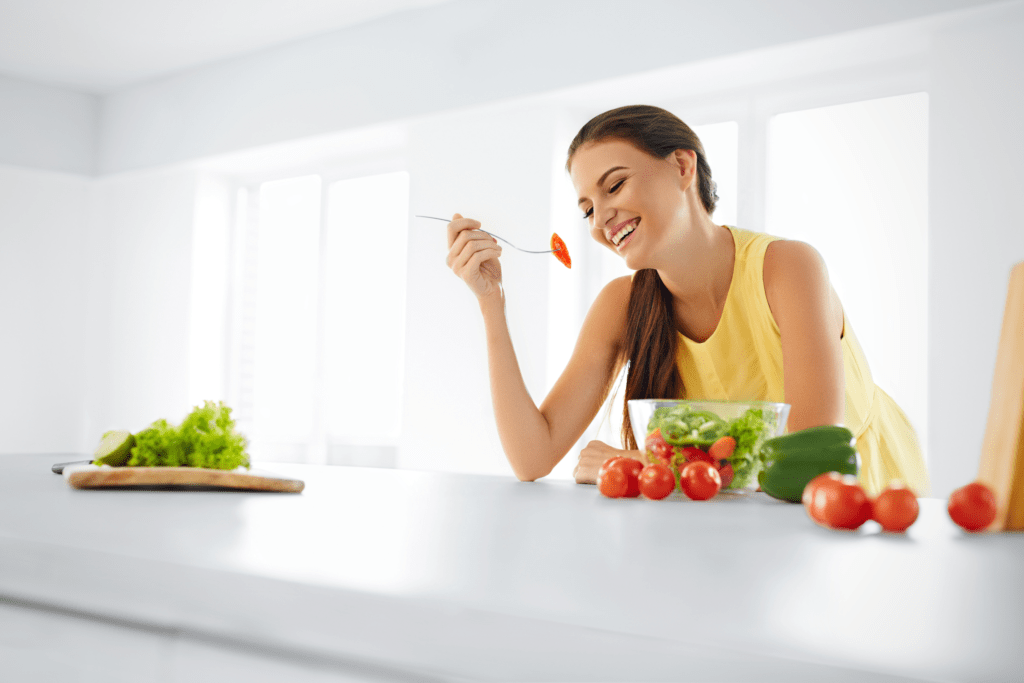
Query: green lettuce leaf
127 401 249 470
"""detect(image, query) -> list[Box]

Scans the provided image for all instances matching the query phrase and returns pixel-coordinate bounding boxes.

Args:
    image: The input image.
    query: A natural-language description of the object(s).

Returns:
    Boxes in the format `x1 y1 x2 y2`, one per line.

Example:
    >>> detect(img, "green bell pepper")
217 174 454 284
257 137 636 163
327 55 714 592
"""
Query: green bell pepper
758 426 859 503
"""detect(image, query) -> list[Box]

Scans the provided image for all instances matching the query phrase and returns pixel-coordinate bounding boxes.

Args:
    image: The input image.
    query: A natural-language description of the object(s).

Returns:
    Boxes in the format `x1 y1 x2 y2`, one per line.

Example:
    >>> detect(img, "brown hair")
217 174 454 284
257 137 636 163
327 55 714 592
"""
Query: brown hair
566 105 717 450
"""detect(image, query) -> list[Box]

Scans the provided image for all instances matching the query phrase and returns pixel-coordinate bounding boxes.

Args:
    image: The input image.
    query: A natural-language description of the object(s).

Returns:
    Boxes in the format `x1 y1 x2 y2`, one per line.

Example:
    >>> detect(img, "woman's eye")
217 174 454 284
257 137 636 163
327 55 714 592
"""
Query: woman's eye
583 207 593 219
609 179 625 193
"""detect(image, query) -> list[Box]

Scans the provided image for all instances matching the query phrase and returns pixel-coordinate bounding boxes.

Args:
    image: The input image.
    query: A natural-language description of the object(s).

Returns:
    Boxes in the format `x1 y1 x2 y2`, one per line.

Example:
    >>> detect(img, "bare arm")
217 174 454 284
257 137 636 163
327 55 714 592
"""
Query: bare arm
763 240 846 431
447 215 631 481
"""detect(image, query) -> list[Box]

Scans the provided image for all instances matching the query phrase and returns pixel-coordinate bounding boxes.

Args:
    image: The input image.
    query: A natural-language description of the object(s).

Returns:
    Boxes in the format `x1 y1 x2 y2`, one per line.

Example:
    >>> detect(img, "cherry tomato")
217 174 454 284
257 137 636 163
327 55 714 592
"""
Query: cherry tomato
597 467 627 498
638 463 675 500
802 473 833 522
617 458 644 498
598 456 623 478
717 463 734 489
872 482 919 532
709 436 736 460
598 456 628 479
644 430 673 465
681 446 715 465
948 481 997 532
804 473 871 530
598 456 643 498
679 461 721 501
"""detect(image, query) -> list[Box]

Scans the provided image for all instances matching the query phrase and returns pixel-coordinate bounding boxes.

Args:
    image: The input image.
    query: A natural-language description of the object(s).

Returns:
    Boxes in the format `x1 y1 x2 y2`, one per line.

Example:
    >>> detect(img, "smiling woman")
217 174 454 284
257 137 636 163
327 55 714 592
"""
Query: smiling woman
444 104 929 496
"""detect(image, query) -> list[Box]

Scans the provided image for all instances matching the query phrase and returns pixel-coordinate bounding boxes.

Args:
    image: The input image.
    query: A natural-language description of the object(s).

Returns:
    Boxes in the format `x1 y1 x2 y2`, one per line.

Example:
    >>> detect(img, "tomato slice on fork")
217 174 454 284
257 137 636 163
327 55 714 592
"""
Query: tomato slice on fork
551 233 571 268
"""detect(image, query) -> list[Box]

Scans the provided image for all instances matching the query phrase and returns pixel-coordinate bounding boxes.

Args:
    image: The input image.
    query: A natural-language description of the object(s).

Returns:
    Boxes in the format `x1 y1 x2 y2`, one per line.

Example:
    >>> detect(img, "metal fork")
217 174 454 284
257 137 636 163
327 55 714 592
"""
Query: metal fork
415 215 557 254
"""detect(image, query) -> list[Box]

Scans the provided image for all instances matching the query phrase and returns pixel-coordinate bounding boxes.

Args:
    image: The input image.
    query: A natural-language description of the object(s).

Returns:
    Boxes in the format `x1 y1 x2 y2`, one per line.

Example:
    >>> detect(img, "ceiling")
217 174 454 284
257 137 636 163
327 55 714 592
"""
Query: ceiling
0 0 452 93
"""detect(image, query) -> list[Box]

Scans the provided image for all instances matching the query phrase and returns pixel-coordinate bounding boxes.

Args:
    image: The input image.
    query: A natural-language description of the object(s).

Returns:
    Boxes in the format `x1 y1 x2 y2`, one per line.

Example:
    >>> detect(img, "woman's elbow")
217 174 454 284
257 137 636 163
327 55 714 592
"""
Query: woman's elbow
509 457 554 482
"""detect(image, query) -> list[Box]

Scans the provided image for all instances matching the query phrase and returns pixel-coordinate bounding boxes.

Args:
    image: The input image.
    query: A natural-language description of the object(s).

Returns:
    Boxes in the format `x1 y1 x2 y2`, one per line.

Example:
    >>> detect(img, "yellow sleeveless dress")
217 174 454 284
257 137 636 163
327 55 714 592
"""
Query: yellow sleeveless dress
674 226 930 496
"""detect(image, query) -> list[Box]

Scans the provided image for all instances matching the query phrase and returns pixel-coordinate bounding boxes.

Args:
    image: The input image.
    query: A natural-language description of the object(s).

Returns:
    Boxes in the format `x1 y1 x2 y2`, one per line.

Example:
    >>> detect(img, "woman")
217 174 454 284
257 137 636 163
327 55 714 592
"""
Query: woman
445 105 929 496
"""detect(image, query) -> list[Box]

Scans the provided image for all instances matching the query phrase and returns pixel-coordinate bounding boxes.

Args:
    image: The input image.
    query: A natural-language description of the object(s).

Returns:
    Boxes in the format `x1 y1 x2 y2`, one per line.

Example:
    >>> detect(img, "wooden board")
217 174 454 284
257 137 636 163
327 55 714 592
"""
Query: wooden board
64 464 304 493
977 262 1024 530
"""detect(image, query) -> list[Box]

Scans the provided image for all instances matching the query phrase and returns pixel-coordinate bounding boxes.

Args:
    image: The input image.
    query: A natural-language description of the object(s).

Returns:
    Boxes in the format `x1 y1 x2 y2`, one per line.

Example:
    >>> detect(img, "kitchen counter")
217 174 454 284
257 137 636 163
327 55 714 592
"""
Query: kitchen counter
1 453 1021 682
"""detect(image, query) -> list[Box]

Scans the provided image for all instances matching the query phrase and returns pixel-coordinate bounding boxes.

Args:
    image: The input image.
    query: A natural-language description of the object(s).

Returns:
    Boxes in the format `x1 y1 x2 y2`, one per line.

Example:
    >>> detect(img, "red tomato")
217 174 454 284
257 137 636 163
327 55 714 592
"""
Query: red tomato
644 430 673 465
681 446 715 465
638 463 675 500
617 458 644 498
597 457 643 498
948 481 998 532
597 467 627 498
717 463 734 489
804 473 871 530
598 456 625 478
802 473 834 523
872 482 920 532
679 461 721 501
709 436 736 460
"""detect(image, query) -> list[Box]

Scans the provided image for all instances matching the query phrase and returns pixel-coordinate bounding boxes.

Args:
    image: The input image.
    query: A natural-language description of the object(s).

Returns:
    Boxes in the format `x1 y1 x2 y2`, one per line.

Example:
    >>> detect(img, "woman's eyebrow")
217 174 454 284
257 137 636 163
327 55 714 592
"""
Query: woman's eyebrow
577 166 628 206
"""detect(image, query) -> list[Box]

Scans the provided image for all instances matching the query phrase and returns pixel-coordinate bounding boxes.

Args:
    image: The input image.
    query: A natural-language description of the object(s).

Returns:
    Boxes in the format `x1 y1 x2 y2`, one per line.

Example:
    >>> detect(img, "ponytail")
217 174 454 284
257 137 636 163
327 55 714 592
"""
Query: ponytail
619 269 682 450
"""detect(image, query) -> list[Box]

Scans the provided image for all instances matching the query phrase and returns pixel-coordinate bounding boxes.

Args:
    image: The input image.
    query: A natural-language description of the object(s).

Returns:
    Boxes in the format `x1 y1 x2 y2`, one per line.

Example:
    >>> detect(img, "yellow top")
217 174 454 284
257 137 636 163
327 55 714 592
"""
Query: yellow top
674 226 930 496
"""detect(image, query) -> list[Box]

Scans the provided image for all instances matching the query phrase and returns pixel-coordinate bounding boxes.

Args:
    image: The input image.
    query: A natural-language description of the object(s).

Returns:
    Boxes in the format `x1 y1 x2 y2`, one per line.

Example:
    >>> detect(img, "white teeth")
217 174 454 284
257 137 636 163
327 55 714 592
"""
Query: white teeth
612 220 637 246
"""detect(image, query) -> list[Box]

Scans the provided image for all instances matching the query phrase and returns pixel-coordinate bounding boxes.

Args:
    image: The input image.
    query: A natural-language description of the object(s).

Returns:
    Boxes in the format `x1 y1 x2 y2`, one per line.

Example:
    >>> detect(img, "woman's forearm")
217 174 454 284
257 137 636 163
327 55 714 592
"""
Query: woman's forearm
478 291 559 481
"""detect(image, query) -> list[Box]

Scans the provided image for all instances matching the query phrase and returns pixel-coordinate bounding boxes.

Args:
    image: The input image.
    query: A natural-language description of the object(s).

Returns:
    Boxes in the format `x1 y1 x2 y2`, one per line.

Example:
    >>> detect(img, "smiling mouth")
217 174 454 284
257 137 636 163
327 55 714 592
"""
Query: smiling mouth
611 218 639 247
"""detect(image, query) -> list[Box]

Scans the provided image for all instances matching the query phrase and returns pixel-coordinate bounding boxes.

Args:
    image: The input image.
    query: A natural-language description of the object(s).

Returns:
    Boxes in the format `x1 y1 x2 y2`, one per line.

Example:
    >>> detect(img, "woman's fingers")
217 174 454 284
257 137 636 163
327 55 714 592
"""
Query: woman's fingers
448 231 499 270
446 227 497 267
575 440 619 485
445 213 503 298
446 213 483 248
450 239 501 277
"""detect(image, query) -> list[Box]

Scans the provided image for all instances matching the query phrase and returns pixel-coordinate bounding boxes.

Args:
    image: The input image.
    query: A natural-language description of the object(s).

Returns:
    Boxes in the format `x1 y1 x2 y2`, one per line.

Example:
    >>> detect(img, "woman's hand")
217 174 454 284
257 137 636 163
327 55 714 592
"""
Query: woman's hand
446 213 503 300
573 440 642 484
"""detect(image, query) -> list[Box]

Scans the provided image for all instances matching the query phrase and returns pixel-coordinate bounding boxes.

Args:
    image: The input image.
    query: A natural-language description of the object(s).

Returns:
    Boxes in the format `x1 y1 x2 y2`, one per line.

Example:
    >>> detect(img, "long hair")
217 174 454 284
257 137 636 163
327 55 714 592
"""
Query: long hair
566 105 718 450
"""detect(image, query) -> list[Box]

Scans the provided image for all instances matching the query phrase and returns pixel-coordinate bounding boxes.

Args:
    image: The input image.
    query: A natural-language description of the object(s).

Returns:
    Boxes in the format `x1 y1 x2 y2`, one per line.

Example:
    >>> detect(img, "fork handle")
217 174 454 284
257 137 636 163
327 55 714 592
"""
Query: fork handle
415 215 555 253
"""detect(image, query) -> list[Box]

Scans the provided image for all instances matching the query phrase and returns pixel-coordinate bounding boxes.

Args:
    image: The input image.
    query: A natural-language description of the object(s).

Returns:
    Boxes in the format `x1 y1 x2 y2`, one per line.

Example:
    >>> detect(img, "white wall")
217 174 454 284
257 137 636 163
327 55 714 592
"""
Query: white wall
0 166 91 452
83 168 199 439
928 2 1024 497
401 103 557 475
0 74 97 175
94 0 996 174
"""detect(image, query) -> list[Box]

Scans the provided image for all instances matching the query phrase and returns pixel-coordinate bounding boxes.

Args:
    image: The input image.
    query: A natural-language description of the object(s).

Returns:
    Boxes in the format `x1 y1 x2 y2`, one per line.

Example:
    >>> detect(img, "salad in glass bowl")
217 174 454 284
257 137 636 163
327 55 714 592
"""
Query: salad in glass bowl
627 399 790 490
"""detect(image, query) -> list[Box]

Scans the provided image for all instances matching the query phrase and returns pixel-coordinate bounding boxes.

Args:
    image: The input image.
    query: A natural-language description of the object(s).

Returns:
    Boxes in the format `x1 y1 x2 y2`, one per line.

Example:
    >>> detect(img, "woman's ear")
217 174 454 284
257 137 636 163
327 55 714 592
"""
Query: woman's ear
671 149 698 189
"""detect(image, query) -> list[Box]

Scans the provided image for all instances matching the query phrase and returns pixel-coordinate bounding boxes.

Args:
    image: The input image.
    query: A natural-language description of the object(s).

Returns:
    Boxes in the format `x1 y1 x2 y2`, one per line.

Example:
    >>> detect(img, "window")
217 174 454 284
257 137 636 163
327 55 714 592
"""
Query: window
223 171 410 465
766 92 929 455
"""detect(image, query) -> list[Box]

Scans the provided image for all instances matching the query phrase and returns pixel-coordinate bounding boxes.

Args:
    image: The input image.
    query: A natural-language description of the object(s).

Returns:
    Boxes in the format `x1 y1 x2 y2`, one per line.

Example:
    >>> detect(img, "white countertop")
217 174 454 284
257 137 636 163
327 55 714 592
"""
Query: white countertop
1 453 1021 682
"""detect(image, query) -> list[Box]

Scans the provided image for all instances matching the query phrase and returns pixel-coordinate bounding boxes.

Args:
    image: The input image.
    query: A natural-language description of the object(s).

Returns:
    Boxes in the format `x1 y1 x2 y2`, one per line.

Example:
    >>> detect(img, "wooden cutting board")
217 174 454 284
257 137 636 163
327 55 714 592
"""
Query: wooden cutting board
64 463 304 493
977 261 1024 530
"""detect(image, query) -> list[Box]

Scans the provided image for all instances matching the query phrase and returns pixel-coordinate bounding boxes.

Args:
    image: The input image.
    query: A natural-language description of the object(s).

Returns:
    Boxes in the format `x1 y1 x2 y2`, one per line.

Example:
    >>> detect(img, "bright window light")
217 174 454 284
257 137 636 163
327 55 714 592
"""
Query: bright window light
766 93 929 455
252 175 322 447
695 121 739 228
323 172 409 465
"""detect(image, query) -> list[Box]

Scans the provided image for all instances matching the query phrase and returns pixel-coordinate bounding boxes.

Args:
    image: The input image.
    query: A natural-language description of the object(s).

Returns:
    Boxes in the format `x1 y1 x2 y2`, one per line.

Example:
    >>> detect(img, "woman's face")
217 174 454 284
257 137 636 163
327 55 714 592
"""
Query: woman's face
570 138 696 270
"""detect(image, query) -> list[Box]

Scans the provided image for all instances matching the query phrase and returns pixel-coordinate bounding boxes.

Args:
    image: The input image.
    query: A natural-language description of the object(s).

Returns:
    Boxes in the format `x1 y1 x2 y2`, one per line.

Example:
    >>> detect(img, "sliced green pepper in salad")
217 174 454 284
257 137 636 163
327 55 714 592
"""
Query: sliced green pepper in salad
646 404 778 489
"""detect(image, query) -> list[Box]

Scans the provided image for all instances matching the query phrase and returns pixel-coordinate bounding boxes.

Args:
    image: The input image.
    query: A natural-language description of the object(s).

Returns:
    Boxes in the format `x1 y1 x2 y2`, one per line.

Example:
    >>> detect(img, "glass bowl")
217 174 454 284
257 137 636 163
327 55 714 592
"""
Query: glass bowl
627 399 791 490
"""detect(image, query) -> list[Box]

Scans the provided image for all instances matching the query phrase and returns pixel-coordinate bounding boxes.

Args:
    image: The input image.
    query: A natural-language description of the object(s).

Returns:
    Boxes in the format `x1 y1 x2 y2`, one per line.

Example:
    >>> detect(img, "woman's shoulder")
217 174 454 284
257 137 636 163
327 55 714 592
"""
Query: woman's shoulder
594 274 632 309
763 239 827 290
579 275 632 348
761 239 839 330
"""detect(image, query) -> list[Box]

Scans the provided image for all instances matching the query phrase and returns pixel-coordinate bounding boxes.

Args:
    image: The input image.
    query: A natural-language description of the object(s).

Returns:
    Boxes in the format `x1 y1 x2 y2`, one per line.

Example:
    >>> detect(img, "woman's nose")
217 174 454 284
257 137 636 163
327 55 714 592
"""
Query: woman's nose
594 203 615 227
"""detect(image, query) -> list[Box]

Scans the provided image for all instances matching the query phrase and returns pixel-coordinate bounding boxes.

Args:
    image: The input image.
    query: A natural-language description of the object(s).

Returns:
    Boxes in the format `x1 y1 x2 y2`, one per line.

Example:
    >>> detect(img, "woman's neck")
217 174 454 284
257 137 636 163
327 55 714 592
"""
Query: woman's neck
656 214 735 314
